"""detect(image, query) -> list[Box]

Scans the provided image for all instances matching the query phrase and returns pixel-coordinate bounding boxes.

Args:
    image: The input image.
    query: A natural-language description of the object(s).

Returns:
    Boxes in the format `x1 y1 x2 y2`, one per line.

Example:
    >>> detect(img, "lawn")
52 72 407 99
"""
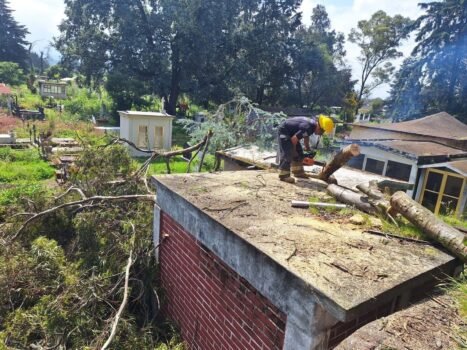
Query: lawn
0 147 55 183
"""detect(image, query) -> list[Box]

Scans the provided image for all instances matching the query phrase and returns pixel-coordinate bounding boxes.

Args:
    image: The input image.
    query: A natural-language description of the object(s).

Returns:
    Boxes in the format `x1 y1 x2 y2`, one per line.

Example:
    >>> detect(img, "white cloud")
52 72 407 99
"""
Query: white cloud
300 0 425 98
8 0 65 62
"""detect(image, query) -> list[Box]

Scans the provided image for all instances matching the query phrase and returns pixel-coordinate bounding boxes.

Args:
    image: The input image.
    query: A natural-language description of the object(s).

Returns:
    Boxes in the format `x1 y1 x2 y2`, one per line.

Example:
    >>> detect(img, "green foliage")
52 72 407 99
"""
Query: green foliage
349 10 412 109
63 86 113 120
178 96 286 153
0 0 29 68
0 148 54 182
0 144 183 349
0 61 25 85
388 0 467 122
381 219 425 240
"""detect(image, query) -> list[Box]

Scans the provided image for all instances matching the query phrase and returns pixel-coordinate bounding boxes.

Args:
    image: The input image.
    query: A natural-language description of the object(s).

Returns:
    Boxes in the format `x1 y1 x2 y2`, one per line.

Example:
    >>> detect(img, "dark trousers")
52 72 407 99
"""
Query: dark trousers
278 131 304 178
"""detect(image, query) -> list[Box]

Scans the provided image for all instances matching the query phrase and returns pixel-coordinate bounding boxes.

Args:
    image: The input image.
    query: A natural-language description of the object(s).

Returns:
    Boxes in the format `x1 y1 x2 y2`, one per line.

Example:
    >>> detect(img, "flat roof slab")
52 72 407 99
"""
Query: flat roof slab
153 171 459 320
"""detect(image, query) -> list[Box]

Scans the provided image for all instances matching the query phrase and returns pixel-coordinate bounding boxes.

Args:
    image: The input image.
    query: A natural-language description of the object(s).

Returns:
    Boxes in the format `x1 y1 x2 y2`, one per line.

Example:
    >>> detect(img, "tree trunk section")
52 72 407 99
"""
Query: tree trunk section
327 184 375 214
390 191 467 263
319 144 360 182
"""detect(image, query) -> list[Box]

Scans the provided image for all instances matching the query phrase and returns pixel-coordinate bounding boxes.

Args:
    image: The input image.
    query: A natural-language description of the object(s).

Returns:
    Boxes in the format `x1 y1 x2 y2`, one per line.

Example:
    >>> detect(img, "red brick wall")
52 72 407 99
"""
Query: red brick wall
159 212 287 350
328 301 393 348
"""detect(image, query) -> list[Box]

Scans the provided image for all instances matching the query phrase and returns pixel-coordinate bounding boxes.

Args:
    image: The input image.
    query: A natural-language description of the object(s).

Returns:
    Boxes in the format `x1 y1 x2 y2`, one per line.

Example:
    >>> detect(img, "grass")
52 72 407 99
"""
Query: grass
441 215 467 230
133 154 216 175
0 148 54 183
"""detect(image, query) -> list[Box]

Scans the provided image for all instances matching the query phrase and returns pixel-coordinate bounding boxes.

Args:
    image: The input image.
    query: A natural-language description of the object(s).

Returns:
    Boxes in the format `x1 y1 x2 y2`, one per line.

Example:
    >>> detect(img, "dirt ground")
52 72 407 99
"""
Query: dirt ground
335 292 466 350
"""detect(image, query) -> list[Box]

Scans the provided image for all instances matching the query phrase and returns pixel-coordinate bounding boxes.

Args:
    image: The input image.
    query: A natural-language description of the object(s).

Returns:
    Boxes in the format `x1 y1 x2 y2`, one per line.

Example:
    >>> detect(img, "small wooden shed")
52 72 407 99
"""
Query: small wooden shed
118 111 175 156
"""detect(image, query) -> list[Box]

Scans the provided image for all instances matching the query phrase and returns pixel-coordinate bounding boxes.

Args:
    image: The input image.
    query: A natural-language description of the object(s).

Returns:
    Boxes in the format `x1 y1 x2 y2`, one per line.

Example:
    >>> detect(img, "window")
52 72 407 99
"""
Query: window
347 154 364 170
365 158 385 175
137 125 148 148
420 169 465 215
386 161 412 181
154 126 164 149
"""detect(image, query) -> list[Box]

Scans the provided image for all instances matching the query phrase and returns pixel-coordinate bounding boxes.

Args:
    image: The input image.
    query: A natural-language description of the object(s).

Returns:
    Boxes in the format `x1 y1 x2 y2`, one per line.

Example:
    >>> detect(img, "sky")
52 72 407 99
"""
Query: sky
8 0 425 98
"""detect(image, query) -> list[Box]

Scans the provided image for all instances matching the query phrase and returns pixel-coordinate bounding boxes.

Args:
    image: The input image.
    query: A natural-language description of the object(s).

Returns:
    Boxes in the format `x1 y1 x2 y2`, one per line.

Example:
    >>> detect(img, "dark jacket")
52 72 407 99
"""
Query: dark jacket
278 117 317 139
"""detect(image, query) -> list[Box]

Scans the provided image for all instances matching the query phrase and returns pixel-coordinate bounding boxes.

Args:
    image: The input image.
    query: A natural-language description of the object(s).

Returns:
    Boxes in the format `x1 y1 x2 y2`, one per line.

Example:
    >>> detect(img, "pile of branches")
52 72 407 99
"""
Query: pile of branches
0 133 212 349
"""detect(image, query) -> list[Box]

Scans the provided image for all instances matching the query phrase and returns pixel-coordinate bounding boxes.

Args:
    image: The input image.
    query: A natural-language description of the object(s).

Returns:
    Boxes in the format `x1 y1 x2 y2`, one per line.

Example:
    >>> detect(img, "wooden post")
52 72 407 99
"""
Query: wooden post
319 144 360 182
390 191 467 262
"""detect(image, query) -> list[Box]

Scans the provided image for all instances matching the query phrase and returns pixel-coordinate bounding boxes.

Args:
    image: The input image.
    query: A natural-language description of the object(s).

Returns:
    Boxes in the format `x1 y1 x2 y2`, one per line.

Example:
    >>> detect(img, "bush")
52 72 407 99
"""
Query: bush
0 61 25 85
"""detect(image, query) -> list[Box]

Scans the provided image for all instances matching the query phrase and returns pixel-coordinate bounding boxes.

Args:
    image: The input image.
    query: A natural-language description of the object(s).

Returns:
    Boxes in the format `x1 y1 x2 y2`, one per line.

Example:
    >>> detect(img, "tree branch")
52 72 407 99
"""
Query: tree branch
101 248 133 350
12 195 156 240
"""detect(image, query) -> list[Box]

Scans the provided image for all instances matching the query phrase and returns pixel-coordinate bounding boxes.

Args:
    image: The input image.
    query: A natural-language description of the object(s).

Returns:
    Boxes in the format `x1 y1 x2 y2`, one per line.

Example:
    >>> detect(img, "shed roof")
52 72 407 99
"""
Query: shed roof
152 171 457 321
419 159 467 177
0 83 12 95
353 112 467 140
118 110 174 118
217 145 408 188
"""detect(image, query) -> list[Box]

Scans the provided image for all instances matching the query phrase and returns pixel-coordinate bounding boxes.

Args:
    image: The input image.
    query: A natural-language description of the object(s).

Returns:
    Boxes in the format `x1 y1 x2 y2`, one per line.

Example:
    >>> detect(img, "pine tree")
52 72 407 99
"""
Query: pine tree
0 0 29 68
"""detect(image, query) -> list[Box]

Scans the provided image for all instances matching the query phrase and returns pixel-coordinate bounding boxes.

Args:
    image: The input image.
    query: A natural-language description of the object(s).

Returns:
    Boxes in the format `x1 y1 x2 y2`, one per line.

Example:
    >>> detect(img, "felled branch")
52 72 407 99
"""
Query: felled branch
390 191 467 262
12 194 155 240
101 248 133 350
327 184 376 214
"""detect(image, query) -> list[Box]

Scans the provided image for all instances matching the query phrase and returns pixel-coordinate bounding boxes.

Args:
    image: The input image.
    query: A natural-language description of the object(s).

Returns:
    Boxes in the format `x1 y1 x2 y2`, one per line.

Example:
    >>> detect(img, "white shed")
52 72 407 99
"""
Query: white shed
118 111 175 156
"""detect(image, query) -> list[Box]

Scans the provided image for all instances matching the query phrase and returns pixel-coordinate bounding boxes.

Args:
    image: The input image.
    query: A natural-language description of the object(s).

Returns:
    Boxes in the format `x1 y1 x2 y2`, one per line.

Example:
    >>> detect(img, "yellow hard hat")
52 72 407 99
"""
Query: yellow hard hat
318 115 334 134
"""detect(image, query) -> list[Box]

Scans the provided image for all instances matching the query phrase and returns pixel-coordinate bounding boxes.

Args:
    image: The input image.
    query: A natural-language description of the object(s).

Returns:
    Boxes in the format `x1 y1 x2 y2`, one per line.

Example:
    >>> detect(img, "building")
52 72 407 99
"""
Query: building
348 112 467 217
38 80 67 99
118 111 175 156
151 171 461 350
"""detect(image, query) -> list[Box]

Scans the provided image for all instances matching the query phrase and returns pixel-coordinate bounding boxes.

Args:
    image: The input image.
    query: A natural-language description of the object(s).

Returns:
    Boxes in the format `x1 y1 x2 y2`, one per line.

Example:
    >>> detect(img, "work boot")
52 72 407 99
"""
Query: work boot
280 176 296 184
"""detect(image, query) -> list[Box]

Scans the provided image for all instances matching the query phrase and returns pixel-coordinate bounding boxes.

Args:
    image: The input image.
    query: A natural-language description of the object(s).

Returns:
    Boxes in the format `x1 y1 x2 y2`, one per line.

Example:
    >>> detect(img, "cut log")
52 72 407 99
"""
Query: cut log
390 191 467 263
319 144 360 182
357 182 390 212
327 184 376 214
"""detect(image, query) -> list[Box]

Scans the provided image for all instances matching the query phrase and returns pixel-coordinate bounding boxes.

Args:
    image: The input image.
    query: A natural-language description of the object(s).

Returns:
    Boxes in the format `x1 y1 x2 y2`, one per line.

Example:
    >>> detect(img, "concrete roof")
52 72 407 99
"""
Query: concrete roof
152 171 457 321
353 112 467 140
118 110 175 118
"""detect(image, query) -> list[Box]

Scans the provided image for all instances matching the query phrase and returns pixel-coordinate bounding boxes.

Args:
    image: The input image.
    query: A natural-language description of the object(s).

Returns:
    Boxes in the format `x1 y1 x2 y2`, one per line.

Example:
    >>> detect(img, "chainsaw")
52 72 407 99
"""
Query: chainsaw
303 150 316 166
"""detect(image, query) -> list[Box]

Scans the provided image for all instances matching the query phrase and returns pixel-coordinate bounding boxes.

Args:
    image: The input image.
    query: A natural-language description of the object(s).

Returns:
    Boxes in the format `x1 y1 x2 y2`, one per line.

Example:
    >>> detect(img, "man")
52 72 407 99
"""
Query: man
277 115 334 183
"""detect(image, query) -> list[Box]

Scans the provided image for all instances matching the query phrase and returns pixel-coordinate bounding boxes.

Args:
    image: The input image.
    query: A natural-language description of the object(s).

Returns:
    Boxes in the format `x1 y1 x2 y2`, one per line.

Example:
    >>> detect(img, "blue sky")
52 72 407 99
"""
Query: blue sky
9 0 425 98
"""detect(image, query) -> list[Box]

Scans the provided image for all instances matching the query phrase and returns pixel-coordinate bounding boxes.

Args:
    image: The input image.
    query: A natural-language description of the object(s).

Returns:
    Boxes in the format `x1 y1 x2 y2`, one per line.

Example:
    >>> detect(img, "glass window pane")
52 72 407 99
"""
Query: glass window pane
425 171 443 192
439 196 459 216
365 158 385 175
444 176 463 197
348 154 364 170
421 191 438 213
386 161 412 181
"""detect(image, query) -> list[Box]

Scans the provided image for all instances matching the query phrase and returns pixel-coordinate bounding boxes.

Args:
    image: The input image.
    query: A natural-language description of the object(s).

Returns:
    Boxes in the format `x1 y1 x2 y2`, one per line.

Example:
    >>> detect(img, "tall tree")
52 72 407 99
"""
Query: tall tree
388 0 467 122
0 0 29 68
349 11 412 113
286 5 353 110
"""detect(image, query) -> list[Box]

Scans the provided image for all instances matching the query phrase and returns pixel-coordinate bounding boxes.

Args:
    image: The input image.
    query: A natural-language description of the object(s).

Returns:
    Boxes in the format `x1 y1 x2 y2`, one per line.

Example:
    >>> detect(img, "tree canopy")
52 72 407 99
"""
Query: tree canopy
0 0 29 68
55 1 352 113
349 10 412 113
387 0 467 122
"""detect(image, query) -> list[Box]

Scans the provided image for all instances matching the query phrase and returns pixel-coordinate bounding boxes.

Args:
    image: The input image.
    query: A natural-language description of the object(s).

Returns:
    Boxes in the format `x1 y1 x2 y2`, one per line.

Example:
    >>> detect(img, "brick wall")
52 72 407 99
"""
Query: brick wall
159 212 287 350
328 301 394 348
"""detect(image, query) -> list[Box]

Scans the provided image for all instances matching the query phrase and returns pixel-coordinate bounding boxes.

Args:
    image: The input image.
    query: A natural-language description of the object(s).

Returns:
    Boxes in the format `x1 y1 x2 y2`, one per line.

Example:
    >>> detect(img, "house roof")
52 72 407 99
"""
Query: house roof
353 112 467 140
152 171 456 322
419 159 467 177
118 110 175 118
0 83 12 95
38 80 67 86
360 140 467 160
